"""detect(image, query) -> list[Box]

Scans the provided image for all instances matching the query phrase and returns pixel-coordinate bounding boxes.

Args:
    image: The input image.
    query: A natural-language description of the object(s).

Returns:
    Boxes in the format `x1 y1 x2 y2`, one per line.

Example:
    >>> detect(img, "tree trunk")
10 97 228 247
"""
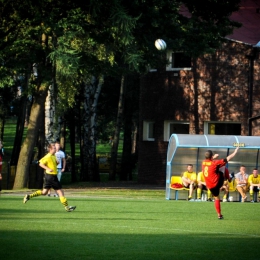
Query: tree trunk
109 75 125 180
82 76 103 182
59 118 66 150
45 84 56 143
120 75 138 181
131 122 138 154
0 116 4 142
68 108 77 182
120 104 132 181
34 104 45 188
13 83 49 189
10 73 31 165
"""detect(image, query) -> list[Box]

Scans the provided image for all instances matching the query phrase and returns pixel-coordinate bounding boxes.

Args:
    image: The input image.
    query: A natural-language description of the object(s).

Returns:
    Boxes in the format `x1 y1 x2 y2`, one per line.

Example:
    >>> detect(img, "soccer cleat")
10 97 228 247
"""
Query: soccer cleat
196 198 202 202
23 194 30 204
223 198 227 202
187 197 194 201
207 198 212 202
47 194 51 197
54 194 58 197
65 206 76 212
242 196 247 202
218 215 224 220
250 200 255 203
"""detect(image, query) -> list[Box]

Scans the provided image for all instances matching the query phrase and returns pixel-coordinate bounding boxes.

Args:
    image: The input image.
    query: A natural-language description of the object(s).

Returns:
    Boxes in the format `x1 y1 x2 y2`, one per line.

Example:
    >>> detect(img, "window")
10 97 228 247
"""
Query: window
164 121 189 141
166 51 191 71
143 121 155 141
204 122 241 135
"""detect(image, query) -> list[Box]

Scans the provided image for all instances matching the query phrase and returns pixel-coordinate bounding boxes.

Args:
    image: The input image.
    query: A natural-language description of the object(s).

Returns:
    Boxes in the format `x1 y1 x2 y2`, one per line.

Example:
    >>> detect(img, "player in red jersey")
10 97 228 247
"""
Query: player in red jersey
202 147 239 219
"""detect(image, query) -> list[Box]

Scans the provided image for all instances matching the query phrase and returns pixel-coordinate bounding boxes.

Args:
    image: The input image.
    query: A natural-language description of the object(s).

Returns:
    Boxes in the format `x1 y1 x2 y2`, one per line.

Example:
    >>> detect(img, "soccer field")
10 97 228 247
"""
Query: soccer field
1 190 260 260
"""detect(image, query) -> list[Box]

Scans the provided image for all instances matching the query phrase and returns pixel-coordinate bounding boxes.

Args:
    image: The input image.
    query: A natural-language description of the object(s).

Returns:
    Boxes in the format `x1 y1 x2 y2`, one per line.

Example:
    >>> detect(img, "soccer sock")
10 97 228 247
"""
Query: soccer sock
250 191 253 200
29 190 42 198
214 199 221 215
207 190 211 198
197 188 202 199
60 196 68 207
223 194 227 199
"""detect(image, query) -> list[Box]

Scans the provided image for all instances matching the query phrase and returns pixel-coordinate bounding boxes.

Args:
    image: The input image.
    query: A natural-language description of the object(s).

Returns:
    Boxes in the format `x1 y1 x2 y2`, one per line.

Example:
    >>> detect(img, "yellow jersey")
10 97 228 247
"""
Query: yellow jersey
248 174 260 185
182 171 197 182
197 172 205 183
39 153 58 175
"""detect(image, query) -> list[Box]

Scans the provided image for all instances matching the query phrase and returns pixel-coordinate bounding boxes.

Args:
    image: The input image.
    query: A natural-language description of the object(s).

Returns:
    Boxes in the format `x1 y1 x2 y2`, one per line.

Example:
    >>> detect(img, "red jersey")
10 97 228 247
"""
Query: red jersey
202 159 227 189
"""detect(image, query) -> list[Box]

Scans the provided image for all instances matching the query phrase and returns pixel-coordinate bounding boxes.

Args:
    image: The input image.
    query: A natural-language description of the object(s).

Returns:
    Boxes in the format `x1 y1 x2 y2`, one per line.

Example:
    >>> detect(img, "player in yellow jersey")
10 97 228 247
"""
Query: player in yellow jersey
248 168 260 202
182 164 197 201
197 172 212 201
23 143 76 212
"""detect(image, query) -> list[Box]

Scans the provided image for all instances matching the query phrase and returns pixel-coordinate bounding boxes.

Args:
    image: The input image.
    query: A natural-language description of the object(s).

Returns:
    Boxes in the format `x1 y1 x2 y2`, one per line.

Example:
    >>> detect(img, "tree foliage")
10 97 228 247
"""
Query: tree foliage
0 0 242 187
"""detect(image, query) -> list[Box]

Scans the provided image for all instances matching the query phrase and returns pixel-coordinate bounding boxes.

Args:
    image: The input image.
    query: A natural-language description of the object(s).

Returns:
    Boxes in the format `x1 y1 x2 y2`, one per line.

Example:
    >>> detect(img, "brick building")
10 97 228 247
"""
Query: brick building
138 0 260 185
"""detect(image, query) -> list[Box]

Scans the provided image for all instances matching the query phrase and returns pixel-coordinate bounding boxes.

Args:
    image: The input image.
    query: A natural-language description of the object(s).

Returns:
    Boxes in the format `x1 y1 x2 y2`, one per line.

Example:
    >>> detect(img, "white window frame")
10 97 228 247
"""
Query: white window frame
164 121 190 141
166 50 192 71
149 50 192 73
143 121 155 141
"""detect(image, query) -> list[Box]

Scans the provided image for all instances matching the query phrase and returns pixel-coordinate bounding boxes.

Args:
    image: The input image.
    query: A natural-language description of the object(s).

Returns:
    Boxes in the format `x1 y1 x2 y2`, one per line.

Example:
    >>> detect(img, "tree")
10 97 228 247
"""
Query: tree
11 0 80 188
0 0 241 188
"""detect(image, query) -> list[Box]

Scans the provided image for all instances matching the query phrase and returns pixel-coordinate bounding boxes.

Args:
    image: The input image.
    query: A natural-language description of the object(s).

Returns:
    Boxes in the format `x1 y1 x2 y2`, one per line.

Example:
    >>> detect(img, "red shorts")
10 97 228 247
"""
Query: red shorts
209 174 224 197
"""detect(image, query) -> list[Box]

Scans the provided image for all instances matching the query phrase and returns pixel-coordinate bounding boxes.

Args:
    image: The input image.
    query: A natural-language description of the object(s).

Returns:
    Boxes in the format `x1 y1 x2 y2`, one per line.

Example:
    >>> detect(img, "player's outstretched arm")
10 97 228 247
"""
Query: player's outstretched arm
226 147 239 162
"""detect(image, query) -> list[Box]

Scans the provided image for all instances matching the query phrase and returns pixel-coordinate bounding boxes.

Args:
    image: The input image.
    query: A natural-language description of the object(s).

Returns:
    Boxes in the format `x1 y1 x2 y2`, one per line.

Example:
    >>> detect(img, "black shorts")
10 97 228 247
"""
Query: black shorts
209 174 224 197
44 174 62 190
253 186 260 192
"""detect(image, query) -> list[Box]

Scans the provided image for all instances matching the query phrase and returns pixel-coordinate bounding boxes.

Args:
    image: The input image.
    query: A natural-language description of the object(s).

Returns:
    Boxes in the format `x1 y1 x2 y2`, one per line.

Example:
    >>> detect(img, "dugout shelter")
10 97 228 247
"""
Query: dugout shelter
166 134 260 200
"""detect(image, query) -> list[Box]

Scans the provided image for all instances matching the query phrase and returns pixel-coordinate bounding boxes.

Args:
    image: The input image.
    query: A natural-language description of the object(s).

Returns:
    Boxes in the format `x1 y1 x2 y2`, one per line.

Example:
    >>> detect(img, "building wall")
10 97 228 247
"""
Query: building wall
138 41 260 185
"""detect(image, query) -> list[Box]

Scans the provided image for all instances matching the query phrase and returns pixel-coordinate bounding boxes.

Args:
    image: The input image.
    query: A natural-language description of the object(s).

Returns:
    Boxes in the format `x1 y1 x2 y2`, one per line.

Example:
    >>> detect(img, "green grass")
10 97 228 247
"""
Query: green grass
1 189 260 260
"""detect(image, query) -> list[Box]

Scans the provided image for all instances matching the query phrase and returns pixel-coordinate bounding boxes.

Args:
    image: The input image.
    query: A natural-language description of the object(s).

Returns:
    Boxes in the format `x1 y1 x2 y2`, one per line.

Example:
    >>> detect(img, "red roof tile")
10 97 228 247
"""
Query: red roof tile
226 0 260 45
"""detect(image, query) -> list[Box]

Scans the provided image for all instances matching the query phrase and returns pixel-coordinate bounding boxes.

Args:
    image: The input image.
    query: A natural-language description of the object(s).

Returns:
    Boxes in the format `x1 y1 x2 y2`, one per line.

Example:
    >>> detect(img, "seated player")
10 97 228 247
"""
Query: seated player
181 164 197 201
235 165 249 202
248 168 260 202
219 166 233 202
197 171 212 201
220 180 229 202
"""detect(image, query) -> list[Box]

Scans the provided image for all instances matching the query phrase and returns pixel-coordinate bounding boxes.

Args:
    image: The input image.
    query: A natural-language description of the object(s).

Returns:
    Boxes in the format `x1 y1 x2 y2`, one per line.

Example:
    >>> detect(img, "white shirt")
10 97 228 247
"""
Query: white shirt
55 150 65 169
235 172 248 187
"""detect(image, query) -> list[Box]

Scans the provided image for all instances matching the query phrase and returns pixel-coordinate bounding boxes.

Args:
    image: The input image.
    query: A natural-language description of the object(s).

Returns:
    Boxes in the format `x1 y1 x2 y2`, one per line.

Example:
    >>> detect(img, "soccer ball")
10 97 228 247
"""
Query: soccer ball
229 196 233 202
155 39 167 51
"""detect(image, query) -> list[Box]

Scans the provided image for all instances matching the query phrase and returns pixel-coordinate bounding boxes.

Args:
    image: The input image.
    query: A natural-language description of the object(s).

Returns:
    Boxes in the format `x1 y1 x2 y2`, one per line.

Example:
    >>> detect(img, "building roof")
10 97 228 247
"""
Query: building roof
180 0 260 46
227 0 260 46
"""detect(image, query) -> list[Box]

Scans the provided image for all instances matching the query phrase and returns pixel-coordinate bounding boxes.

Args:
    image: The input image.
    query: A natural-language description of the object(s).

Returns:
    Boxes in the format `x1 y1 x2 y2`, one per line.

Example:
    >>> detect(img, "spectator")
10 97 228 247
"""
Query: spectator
197 171 212 201
235 165 248 202
47 141 66 197
248 168 260 202
220 180 229 202
181 164 197 201
219 167 231 202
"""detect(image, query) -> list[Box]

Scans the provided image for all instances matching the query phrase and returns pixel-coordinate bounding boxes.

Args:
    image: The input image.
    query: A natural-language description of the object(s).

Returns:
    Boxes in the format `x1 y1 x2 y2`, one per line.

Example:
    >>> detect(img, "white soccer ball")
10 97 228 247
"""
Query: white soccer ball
229 196 233 202
155 39 167 51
